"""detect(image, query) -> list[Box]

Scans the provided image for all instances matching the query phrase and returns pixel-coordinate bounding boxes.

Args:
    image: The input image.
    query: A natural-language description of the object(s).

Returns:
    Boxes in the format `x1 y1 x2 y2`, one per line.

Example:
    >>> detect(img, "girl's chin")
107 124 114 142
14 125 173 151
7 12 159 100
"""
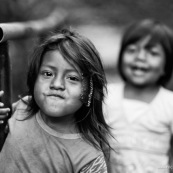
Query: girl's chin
127 80 150 88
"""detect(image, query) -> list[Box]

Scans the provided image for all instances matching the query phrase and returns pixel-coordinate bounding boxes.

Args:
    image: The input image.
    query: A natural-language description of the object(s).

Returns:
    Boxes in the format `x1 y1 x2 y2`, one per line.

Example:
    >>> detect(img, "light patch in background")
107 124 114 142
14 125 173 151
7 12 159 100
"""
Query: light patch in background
77 25 122 69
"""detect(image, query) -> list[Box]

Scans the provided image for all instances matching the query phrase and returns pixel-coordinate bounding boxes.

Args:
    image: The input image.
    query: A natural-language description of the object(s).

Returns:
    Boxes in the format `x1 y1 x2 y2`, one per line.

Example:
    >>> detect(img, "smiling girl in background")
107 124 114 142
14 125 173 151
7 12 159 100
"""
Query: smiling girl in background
104 19 173 173
0 29 112 173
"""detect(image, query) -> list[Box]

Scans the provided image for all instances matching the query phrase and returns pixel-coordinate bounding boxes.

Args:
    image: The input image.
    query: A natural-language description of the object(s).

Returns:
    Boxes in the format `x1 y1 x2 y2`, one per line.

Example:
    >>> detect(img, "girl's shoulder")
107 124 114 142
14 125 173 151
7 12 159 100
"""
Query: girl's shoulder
160 87 173 100
8 96 32 135
107 82 124 91
12 96 30 111
106 82 124 101
10 96 31 120
64 138 104 173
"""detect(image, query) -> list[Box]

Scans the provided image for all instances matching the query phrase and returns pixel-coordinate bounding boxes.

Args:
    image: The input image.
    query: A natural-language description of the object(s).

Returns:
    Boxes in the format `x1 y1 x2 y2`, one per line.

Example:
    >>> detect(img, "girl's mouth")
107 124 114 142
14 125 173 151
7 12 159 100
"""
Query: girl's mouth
131 65 149 75
47 94 64 99
132 66 147 72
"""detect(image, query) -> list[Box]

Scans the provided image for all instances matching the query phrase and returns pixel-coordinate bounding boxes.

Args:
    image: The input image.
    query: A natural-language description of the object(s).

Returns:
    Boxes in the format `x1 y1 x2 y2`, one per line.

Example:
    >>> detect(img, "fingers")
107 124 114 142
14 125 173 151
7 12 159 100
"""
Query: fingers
0 107 10 119
0 90 5 108
0 99 10 124
0 107 10 115
0 102 4 107
0 90 4 97
0 120 4 124
0 90 10 124
0 110 10 124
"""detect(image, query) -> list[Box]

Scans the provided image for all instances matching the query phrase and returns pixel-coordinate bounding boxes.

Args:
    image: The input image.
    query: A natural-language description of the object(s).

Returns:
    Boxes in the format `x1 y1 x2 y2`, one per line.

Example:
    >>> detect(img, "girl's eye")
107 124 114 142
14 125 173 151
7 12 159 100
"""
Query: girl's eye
41 71 53 77
67 76 80 82
148 49 160 57
125 45 137 54
149 51 159 56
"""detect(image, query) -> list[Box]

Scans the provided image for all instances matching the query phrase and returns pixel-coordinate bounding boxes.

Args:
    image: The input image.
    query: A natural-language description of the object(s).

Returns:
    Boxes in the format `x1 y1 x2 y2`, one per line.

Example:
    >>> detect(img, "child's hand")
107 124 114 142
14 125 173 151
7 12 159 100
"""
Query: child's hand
0 91 10 124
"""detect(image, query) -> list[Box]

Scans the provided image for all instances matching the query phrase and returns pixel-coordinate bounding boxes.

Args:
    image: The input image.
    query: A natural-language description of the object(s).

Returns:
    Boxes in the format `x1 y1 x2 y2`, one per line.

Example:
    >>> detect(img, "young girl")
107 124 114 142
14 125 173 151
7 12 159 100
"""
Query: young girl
104 19 173 173
0 29 112 172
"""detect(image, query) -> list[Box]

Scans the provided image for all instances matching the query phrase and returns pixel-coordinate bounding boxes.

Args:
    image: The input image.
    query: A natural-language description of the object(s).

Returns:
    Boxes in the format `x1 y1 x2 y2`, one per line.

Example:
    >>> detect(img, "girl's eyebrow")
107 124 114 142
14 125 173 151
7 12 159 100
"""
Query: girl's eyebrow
41 64 79 74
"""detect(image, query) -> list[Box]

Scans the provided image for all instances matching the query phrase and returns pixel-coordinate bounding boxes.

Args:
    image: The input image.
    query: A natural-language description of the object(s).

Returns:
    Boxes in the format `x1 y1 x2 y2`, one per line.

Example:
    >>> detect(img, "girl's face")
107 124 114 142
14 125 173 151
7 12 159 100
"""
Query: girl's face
121 36 166 87
34 50 84 119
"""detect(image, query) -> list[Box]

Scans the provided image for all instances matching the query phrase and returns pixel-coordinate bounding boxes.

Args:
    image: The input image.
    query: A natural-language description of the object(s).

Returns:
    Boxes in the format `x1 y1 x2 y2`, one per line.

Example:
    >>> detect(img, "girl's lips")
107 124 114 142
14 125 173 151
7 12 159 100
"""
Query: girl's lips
47 94 64 99
130 65 150 76
131 64 149 72
132 67 147 72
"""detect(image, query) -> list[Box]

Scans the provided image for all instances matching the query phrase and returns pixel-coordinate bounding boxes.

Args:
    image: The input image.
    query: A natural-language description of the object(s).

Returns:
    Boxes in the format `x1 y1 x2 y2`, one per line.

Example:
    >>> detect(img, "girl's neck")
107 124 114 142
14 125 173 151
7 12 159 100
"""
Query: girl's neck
124 83 160 103
40 112 78 134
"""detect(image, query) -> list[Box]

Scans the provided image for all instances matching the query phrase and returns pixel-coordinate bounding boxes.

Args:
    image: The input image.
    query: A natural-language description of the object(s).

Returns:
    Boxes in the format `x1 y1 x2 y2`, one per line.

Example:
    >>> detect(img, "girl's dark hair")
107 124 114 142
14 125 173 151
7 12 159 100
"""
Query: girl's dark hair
118 19 173 86
26 28 112 157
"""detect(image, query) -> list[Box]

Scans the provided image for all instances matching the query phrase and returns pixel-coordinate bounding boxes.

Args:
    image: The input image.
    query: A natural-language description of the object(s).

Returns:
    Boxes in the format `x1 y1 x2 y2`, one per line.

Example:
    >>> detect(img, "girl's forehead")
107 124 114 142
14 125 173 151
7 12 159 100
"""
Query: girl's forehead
43 50 87 77
129 35 162 48
42 51 80 72
65 58 82 74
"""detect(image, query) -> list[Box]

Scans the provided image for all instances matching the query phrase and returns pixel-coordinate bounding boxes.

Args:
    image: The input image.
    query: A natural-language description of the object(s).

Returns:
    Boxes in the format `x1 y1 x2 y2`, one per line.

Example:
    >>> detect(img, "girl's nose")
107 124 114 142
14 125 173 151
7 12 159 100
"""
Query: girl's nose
136 49 146 61
50 77 65 90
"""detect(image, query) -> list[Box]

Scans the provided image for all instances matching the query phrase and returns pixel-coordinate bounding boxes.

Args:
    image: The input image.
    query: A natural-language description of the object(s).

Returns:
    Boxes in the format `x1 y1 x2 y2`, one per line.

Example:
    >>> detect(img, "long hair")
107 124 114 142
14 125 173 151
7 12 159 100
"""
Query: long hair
118 19 173 86
26 28 112 157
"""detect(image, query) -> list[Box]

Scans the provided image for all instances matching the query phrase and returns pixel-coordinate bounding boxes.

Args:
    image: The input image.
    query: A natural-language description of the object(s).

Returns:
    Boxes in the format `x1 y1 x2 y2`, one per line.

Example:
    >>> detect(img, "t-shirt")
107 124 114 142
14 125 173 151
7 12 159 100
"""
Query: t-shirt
104 83 173 173
0 99 106 173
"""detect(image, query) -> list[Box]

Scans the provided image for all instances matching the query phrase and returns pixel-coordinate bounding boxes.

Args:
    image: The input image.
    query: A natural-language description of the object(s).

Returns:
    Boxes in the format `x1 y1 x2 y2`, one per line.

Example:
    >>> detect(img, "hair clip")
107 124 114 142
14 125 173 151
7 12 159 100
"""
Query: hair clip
86 78 93 107
80 76 93 107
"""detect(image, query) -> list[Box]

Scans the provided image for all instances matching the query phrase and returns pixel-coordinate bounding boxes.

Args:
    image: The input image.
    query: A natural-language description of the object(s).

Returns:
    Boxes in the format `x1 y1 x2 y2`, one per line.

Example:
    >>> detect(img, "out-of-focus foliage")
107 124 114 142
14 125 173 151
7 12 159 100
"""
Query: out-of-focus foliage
1 0 173 26
82 0 173 26
0 0 173 101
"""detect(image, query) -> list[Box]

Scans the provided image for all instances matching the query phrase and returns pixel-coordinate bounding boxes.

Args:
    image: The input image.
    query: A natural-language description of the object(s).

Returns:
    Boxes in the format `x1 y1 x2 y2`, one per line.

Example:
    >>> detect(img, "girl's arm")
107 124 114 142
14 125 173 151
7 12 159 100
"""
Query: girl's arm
79 155 107 173
0 91 10 123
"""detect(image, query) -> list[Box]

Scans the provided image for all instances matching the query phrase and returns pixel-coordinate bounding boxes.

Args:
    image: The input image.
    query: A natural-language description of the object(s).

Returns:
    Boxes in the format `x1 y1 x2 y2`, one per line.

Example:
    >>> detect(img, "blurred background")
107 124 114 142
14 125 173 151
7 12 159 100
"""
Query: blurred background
0 0 173 102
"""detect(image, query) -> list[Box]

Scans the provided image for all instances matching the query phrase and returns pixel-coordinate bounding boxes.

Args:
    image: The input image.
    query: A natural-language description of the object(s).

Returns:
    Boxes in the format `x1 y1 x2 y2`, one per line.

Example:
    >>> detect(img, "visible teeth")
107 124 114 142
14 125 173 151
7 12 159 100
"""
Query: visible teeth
132 66 147 72
131 67 147 76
